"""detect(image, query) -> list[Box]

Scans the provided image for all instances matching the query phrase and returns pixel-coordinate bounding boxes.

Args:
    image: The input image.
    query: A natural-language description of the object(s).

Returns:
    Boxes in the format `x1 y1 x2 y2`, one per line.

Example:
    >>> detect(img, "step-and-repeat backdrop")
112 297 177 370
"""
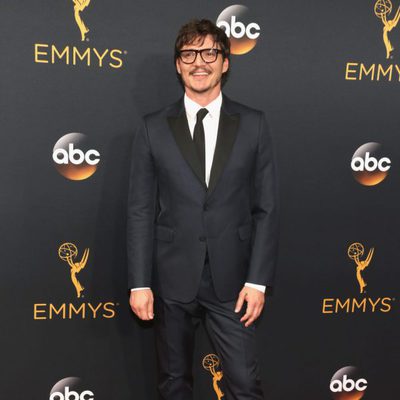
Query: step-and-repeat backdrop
1 1 398 399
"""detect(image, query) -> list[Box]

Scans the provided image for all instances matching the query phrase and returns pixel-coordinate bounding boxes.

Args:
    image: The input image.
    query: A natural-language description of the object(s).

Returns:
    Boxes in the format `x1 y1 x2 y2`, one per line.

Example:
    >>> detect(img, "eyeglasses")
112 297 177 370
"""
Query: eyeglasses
178 48 223 64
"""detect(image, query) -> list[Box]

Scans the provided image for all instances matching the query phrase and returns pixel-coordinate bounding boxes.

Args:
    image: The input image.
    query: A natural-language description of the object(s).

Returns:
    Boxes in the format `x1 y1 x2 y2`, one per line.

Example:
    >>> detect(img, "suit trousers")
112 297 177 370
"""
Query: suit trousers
154 252 264 400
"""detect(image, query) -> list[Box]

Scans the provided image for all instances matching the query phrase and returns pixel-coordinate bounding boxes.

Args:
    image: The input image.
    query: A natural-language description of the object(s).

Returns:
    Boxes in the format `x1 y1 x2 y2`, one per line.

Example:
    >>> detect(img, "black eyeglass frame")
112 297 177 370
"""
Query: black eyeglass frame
178 48 223 64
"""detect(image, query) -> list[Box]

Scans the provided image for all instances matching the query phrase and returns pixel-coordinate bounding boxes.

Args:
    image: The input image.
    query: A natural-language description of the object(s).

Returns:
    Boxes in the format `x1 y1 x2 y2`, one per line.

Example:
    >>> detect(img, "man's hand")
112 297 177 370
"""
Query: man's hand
234 286 265 327
129 289 154 321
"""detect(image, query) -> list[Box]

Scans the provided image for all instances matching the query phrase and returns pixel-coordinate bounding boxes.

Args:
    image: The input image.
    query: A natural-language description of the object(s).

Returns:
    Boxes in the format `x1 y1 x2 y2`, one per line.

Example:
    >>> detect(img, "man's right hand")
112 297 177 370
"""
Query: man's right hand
129 289 154 320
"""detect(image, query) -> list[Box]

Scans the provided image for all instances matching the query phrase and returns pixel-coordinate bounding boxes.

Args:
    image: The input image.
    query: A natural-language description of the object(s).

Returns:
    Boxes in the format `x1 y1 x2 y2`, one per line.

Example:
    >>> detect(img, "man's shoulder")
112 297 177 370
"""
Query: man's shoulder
222 95 265 118
143 98 183 123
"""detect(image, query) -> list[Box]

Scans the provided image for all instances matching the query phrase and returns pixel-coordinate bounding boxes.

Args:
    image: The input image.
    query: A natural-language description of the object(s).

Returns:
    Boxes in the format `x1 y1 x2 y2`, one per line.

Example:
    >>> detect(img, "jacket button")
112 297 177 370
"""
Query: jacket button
199 236 206 242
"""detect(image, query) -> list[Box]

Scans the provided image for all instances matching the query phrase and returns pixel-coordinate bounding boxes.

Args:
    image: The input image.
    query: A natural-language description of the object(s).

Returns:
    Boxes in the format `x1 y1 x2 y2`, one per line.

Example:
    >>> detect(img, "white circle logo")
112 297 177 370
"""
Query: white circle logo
52 133 100 180
216 5 261 55
351 142 390 186
49 377 94 400
330 366 367 399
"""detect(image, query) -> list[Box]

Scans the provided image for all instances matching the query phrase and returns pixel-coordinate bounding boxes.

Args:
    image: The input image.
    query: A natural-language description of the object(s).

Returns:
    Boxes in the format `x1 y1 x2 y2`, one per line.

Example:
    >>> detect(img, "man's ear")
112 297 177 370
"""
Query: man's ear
176 59 181 74
222 57 229 73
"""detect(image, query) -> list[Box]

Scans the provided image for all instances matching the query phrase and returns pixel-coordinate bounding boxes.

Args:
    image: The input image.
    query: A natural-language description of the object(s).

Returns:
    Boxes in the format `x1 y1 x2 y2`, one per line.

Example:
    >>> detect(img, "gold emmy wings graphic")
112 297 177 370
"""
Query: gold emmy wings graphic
73 0 91 41
347 243 374 294
202 354 224 400
58 242 89 298
375 0 400 58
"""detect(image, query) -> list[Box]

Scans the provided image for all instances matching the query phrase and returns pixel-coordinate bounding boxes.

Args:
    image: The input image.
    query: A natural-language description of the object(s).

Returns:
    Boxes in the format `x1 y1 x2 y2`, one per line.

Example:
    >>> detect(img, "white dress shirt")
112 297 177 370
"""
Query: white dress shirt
184 92 221 187
132 92 266 294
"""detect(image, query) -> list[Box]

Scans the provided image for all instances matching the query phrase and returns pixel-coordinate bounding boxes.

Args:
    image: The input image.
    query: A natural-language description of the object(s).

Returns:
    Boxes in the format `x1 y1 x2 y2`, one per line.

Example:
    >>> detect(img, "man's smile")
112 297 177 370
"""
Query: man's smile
191 69 211 77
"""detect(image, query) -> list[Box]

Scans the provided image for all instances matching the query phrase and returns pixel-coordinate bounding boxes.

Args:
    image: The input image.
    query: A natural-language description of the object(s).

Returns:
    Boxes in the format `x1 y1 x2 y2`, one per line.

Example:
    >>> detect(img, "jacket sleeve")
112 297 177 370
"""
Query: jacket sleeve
247 112 279 288
126 119 157 289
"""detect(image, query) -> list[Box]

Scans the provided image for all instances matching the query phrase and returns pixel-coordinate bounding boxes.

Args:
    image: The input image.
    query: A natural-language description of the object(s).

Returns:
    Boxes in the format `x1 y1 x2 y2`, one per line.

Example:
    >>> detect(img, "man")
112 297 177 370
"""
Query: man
127 19 278 400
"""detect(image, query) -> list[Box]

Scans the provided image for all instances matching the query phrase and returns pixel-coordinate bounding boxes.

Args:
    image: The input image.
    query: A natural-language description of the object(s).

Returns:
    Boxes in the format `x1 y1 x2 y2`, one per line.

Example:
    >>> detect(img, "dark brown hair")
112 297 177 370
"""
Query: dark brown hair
174 19 231 85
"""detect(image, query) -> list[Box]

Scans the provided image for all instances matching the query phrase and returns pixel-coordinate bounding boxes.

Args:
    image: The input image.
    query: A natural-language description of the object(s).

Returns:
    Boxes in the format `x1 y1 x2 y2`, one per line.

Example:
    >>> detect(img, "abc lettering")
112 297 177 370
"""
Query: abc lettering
330 375 368 392
355 378 368 391
351 152 391 172
50 387 94 400
53 144 100 165
217 16 260 39
246 23 261 39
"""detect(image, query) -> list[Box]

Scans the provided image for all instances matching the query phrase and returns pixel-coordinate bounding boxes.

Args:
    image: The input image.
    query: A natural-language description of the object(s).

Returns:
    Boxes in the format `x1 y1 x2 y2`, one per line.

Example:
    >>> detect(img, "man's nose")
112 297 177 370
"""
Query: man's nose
193 52 206 66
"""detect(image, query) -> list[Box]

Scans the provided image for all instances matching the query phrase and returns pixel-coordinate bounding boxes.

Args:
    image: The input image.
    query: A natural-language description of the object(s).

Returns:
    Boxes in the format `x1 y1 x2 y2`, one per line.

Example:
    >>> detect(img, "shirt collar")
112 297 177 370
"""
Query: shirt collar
184 92 222 120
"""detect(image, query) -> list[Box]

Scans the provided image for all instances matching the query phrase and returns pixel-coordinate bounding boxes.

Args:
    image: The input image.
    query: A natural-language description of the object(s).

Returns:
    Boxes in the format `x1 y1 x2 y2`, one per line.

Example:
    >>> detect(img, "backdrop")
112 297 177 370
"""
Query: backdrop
1 1 398 399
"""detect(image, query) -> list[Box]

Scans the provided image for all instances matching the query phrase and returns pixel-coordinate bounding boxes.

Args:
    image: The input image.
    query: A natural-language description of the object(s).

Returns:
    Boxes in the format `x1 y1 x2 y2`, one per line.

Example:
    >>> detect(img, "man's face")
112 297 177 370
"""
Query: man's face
176 34 229 97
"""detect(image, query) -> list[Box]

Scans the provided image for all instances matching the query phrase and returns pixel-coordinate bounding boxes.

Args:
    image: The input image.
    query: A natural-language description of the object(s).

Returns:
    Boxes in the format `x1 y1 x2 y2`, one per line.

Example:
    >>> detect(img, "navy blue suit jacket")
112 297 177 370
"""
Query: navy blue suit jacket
127 95 279 302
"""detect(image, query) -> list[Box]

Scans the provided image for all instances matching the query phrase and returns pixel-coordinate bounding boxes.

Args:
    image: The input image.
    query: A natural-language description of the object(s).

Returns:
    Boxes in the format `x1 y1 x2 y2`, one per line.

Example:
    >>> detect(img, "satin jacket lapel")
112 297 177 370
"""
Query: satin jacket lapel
167 102 207 190
207 99 240 197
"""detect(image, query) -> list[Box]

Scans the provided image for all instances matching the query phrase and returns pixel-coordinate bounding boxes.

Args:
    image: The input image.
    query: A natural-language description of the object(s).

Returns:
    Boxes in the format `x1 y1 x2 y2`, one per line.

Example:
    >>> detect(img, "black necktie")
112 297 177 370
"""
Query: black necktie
193 108 208 182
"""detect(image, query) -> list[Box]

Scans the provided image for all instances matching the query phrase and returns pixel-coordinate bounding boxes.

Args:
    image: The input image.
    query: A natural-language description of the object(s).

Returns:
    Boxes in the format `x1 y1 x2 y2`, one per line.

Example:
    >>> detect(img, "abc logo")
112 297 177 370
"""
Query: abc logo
53 133 100 180
330 366 367 400
351 142 390 186
50 378 94 400
50 387 94 400
216 5 260 55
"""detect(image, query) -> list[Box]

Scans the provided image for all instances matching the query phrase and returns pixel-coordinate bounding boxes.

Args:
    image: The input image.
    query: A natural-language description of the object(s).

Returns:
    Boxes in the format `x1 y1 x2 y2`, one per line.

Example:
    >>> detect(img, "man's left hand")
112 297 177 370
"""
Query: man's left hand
234 286 265 327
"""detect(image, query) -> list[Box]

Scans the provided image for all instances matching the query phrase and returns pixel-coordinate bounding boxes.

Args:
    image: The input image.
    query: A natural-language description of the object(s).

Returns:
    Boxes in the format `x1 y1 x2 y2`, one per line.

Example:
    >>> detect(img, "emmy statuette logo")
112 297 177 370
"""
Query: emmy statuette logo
72 0 91 42
203 354 224 399
33 1 126 68
375 0 400 59
321 242 395 315
344 1 400 81
32 243 119 320
58 242 89 298
347 243 374 294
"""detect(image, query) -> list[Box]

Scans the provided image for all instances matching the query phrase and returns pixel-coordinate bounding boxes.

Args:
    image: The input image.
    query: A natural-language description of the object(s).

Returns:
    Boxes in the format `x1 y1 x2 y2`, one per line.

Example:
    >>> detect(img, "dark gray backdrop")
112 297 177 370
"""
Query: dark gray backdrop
1 1 398 399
